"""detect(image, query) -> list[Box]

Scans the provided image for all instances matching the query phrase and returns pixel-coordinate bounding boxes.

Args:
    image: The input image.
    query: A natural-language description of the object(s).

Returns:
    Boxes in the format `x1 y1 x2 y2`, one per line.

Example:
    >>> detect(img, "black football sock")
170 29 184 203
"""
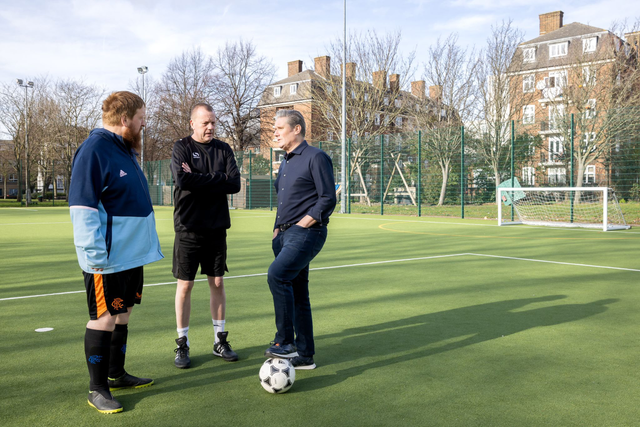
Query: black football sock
109 323 128 379
84 328 112 395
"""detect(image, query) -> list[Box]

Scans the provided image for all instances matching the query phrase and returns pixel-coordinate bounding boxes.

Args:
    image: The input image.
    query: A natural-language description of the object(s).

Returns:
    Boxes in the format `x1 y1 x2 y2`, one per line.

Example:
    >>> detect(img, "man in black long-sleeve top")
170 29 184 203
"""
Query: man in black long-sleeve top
264 109 336 370
171 103 241 369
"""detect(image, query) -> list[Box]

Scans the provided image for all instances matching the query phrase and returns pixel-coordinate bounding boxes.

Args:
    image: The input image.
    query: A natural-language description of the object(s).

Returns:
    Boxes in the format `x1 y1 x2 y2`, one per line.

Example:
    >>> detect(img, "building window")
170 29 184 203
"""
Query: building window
326 85 332 94
365 112 370 123
549 136 564 163
549 42 568 58
290 84 297 95
549 105 564 131
523 48 536 62
364 93 369 101
584 165 596 183
583 132 596 145
274 86 282 97
523 105 535 124
523 74 535 93
384 115 389 125
375 113 380 125
583 37 597 53
352 130 357 140
547 167 566 185
583 67 596 86
394 99 401 108
522 166 535 185
328 131 334 141
351 90 356 99
0 175 3 183
56 176 64 189
8 173 17 182
584 99 596 119
395 117 402 127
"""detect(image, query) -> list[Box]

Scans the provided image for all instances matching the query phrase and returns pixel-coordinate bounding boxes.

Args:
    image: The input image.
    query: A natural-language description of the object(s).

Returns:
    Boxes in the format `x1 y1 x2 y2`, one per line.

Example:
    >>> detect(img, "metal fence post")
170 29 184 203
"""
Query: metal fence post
510 120 515 221
418 130 422 217
380 135 384 215
461 126 465 219
347 137 352 214
248 151 253 210
270 148 273 211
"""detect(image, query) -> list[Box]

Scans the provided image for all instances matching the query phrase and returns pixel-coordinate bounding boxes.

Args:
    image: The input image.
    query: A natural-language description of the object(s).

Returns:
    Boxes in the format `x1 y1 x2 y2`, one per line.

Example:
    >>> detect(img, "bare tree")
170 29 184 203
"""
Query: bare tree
308 29 417 205
212 40 276 151
472 20 536 187
48 79 104 198
417 33 479 205
155 48 216 144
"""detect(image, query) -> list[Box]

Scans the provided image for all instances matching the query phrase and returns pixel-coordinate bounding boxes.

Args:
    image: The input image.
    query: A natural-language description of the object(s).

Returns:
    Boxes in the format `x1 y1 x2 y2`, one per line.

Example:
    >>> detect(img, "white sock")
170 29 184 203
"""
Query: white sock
213 320 225 343
177 326 189 347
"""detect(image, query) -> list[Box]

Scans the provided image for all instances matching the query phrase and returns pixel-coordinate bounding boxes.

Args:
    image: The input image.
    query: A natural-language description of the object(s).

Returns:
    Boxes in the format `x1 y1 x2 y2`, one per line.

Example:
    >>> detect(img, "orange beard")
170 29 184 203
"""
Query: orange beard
122 126 142 153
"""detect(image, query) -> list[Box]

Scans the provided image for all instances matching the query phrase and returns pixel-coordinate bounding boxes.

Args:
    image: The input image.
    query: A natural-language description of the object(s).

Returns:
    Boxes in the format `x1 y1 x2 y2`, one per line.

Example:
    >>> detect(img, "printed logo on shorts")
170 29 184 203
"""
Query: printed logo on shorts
120 170 128 177
193 152 200 159
111 298 124 310
88 355 103 364
136 292 142 299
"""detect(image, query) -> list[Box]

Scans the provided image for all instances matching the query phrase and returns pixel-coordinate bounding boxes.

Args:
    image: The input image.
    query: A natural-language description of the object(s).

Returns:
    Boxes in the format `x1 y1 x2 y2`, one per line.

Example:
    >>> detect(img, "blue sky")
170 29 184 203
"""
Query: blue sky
1 0 639 92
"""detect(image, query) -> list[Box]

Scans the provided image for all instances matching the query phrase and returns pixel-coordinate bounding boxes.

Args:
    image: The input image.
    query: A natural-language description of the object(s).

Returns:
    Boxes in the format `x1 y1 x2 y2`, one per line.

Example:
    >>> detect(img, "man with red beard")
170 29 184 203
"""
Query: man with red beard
69 91 164 414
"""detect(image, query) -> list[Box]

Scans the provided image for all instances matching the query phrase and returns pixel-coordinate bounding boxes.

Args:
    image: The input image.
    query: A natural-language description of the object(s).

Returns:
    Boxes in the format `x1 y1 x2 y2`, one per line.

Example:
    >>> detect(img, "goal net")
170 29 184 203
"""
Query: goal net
497 187 630 231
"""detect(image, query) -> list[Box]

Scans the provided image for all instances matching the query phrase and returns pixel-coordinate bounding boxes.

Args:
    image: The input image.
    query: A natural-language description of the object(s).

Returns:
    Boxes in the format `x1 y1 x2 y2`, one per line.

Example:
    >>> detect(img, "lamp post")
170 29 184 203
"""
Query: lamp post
137 66 148 166
340 0 347 213
17 79 34 207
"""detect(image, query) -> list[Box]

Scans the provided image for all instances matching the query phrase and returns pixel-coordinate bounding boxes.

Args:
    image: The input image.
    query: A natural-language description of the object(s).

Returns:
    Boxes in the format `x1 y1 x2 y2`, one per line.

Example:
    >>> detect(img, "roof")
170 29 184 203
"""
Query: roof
521 22 608 46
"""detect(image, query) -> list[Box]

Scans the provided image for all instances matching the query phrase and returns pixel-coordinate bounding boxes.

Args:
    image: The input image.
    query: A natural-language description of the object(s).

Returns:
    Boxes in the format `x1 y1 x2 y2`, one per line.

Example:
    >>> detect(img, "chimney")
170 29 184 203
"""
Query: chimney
373 70 387 90
345 62 356 79
429 85 442 102
411 80 426 100
389 74 400 92
314 56 331 78
539 11 564 36
288 60 302 77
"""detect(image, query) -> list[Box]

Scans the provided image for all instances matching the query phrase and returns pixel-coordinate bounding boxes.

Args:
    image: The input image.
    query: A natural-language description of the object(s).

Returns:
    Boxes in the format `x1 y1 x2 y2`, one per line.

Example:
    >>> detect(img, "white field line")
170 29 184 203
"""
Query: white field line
465 253 640 272
2 252 638 302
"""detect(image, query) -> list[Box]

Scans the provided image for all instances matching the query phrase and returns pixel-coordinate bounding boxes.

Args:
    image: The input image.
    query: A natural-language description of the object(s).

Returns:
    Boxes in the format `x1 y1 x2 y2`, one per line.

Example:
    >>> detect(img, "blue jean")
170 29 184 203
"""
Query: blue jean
268 225 327 357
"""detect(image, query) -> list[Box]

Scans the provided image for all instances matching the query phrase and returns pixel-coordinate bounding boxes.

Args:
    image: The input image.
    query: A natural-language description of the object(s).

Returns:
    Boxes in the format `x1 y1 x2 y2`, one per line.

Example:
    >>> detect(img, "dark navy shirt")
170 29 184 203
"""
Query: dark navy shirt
274 140 336 229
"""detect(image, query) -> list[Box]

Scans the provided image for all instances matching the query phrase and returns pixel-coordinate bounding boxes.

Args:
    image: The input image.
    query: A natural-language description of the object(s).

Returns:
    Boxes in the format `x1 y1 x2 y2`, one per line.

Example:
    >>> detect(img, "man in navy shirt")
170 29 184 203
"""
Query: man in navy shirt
264 110 336 370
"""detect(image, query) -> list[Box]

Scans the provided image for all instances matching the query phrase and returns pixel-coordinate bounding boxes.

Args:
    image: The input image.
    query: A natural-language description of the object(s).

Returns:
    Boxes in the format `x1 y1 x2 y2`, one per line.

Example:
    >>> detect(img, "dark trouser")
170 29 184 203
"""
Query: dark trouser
268 225 327 357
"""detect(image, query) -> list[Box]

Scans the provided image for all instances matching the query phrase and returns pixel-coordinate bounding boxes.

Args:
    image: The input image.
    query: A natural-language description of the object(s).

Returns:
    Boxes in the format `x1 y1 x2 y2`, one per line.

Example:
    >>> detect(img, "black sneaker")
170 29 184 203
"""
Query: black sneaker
174 336 191 369
87 390 123 414
108 372 154 391
291 355 316 370
264 342 298 358
213 331 238 362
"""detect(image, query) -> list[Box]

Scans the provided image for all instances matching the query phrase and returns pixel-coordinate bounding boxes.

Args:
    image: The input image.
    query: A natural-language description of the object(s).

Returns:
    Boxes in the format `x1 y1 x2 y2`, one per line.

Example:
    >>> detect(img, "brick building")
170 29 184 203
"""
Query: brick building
509 11 639 187
257 56 439 171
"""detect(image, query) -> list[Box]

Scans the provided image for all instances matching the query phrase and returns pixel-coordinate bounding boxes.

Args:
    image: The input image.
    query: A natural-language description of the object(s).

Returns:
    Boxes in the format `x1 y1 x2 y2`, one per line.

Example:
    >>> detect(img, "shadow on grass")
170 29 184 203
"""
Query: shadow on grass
115 295 616 406
298 295 617 391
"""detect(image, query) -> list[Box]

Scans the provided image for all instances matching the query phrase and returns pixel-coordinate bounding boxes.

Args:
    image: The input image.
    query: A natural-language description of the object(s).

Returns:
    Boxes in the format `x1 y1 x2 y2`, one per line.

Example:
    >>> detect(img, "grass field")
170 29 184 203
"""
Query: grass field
2 206 640 426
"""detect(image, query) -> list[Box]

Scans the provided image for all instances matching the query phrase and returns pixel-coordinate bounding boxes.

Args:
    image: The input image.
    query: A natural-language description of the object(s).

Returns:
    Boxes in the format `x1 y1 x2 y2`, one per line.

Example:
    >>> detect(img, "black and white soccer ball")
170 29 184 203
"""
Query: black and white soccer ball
259 357 295 394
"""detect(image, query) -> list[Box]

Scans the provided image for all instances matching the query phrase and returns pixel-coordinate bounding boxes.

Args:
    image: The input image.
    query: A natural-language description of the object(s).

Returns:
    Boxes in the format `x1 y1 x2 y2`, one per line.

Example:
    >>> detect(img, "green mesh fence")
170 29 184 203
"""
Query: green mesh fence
142 119 640 214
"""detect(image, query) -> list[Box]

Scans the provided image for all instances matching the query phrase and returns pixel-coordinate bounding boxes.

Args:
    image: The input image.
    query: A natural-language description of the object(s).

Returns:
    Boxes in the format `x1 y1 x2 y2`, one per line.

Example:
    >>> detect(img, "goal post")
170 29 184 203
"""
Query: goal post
497 187 630 231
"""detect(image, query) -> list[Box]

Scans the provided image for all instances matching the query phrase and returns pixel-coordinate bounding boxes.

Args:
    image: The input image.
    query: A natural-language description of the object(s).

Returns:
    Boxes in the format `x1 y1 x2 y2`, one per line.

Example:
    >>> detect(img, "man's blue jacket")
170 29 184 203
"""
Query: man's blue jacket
69 128 164 274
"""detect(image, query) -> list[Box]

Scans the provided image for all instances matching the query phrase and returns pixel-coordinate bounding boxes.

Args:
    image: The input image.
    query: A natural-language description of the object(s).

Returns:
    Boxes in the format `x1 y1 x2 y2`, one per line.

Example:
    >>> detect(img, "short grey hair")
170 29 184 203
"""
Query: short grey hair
275 109 306 137
191 103 215 119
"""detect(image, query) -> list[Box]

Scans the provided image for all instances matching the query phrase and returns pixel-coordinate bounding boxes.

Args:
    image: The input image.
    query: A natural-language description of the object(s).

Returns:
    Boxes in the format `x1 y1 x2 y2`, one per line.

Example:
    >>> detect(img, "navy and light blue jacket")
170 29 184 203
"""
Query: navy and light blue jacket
69 128 164 274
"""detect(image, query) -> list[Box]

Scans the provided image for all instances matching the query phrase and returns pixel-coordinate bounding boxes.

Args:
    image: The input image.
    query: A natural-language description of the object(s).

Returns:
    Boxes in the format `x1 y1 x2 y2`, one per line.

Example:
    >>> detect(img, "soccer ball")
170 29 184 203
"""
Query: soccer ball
259 358 295 394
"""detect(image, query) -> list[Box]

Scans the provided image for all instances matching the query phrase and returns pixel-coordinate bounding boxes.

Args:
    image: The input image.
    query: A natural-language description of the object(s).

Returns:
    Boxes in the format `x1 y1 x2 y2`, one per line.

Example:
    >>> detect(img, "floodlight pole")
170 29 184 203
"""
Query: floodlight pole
137 66 148 166
340 0 347 214
17 79 34 207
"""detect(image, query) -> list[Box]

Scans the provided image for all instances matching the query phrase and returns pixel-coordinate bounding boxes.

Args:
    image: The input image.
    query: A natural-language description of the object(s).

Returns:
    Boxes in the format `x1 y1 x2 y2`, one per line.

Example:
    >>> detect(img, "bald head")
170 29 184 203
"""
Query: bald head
190 104 217 143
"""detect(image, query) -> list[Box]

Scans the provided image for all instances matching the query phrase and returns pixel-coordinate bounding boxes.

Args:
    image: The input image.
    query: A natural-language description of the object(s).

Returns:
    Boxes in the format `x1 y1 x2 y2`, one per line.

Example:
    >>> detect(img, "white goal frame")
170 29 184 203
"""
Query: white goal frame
497 187 630 231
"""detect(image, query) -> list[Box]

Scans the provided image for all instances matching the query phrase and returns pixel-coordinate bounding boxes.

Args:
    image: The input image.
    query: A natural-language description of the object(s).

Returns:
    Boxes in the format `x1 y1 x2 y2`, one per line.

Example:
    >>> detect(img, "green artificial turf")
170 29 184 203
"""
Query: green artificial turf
1 207 640 426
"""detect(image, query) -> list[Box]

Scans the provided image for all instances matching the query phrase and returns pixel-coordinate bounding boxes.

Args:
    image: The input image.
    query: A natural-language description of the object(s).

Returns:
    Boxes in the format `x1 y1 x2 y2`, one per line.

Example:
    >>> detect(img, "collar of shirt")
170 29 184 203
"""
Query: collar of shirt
285 140 309 160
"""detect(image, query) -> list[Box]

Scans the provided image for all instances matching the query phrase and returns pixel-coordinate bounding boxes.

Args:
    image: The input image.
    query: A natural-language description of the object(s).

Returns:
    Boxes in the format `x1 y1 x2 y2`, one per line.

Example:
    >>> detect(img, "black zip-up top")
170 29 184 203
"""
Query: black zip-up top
171 136 241 233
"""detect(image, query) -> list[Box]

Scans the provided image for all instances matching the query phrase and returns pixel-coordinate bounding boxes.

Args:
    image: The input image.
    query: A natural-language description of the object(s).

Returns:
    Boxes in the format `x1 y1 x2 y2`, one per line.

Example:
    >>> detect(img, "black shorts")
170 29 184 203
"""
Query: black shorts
172 230 228 281
83 266 143 320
